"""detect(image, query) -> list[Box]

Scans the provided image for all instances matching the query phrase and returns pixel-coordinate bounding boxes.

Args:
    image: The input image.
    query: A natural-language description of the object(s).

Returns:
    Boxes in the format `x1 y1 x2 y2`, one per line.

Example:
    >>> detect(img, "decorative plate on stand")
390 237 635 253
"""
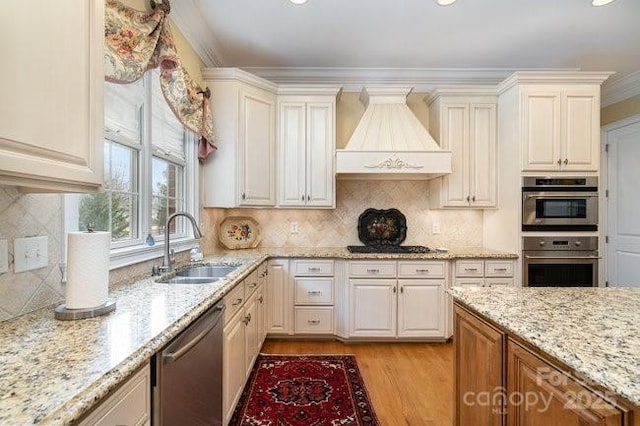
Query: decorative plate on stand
219 216 261 249
357 208 407 246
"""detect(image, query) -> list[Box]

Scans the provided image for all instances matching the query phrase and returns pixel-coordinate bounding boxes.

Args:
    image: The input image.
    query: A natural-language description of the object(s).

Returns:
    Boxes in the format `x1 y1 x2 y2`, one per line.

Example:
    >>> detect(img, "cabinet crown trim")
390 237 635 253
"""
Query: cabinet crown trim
497 71 613 94
202 67 278 93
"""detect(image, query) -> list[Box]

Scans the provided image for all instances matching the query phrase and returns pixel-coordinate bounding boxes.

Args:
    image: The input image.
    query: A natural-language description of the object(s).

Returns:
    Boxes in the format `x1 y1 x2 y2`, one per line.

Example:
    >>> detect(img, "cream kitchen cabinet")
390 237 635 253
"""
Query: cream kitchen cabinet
265 258 292 335
454 259 515 287
521 86 600 172
277 89 339 208
78 363 150 426
0 0 104 192
202 68 277 207
222 270 263 424
348 261 447 339
428 92 497 208
292 259 335 334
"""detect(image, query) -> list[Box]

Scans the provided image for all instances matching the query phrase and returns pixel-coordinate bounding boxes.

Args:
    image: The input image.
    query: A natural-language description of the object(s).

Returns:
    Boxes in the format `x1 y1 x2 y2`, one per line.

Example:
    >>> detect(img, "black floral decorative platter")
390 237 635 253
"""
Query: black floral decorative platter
357 208 407 246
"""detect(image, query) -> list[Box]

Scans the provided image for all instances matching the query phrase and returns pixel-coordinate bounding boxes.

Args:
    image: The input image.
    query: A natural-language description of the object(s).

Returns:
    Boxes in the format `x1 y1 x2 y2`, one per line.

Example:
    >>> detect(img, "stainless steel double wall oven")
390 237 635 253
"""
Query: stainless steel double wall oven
522 177 599 287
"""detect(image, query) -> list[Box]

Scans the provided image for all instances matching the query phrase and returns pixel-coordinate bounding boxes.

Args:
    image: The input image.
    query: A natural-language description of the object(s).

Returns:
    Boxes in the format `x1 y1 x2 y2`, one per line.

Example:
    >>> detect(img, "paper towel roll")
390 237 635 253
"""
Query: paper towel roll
66 231 111 309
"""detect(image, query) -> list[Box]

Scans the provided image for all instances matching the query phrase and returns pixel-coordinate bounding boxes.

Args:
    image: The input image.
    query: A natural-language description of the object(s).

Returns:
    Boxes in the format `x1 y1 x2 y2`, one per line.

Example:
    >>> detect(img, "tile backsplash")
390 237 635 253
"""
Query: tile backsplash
0 186 64 321
201 180 483 252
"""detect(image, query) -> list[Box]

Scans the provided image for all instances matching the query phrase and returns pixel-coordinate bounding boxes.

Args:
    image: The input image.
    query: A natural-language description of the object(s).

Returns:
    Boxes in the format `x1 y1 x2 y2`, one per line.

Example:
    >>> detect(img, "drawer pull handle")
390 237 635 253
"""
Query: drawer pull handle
248 282 257 288
464 268 478 272
307 291 322 295
493 268 508 272
308 320 320 325
308 267 321 272
232 298 243 306
366 269 380 274
416 269 430 273
258 295 263 303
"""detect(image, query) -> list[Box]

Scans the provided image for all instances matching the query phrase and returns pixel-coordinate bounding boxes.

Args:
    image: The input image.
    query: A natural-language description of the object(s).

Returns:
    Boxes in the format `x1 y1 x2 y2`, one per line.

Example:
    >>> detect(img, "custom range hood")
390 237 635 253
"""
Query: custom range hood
336 87 451 180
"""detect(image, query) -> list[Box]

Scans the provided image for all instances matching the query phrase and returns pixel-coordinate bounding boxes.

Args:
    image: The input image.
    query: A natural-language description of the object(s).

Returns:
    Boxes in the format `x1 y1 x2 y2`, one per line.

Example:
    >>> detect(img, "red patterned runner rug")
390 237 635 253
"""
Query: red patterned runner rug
229 354 380 425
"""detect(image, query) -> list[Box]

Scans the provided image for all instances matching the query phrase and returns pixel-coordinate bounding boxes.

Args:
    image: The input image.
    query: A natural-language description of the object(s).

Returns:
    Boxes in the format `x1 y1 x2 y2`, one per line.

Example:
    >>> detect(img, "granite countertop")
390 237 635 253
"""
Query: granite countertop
0 247 516 425
449 286 640 407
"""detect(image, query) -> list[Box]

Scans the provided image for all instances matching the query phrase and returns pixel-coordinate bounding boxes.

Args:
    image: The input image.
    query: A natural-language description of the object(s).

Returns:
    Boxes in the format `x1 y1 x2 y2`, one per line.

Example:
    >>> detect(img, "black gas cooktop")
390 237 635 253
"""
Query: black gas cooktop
347 245 431 254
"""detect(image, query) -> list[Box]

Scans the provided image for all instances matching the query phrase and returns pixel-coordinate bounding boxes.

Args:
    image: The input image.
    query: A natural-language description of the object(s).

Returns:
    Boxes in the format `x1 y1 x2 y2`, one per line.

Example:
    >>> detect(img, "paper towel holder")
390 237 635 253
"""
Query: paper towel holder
54 298 116 321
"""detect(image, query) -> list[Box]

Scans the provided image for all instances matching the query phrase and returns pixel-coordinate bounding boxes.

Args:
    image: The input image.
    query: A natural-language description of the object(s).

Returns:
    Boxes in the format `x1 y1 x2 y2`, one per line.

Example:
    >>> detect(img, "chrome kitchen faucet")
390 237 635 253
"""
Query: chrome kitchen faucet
153 212 203 275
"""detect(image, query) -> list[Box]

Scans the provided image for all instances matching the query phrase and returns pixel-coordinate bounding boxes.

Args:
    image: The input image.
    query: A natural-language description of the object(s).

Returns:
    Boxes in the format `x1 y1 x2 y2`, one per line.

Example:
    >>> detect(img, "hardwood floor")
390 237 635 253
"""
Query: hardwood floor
261 340 454 426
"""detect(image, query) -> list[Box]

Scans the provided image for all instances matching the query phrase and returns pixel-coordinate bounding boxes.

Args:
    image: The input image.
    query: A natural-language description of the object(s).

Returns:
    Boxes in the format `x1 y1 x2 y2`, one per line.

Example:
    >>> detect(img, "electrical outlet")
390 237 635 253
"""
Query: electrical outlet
290 222 299 234
0 239 8 274
14 236 48 273
432 223 441 235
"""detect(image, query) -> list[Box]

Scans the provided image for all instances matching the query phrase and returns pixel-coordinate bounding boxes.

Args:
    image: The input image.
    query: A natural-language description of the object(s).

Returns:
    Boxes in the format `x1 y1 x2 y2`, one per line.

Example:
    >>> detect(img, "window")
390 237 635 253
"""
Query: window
66 70 199 268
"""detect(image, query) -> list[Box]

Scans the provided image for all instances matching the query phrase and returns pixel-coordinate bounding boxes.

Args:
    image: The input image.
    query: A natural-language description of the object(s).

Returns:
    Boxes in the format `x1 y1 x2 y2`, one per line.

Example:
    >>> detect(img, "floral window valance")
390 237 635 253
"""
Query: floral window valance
104 0 216 161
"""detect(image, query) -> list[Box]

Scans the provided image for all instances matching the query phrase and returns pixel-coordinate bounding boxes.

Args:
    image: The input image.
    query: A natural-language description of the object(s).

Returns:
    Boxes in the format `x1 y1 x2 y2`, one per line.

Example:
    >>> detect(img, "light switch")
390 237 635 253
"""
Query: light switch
14 236 48 273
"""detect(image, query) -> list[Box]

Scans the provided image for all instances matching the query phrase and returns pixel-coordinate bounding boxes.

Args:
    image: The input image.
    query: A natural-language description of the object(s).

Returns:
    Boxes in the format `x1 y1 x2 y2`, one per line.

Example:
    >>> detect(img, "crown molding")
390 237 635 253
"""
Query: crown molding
496 70 613 94
242 67 535 92
201 68 278 93
169 0 226 67
601 71 640 107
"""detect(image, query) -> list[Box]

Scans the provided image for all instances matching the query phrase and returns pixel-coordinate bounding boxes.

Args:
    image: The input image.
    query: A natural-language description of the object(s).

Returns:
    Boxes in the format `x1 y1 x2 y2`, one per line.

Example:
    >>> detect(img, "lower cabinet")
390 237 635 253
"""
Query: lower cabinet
506 339 623 426
454 303 628 426
222 267 266 424
349 261 447 339
78 364 150 426
454 259 515 287
266 258 292 335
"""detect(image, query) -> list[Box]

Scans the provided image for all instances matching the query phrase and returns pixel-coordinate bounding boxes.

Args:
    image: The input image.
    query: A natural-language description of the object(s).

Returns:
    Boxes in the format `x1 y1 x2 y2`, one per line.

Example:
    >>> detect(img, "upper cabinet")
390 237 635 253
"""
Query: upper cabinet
0 1 104 192
202 69 277 207
521 85 600 172
428 91 497 208
277 88 339 208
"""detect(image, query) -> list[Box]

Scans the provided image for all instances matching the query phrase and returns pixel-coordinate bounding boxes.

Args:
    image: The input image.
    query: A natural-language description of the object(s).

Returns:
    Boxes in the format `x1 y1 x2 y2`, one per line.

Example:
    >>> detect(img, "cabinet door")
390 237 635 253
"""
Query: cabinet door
454 305 505 426
397 279 445 337
507 339 622 426
223 310 246 424
0 0 103 192
441 104 470 206
349 279 397 337
239 88 276 205
244 292 259 376
522 89 562 171
562 88 600 172
306 102 335 207
469 104 497 207
266 259 291 334
278 102 307 206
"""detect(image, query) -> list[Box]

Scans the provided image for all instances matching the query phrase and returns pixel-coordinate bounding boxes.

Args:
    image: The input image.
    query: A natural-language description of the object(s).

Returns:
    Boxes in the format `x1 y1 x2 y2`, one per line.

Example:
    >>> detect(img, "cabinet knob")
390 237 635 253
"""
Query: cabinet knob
557 158 562 166
466 195 470 202
258 295 263 303
564 158 569 165
400 286 404 293
393 286 397 293
307 195 310 201
242 192 246 200
472 195 476 202
301 195 305 201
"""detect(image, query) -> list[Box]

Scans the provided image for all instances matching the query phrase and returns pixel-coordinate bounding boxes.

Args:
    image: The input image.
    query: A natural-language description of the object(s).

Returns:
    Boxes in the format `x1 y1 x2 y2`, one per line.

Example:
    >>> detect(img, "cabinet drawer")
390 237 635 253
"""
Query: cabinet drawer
484 277 514 287
398 261 446 278
294 307 334 334
455 260 484 277
293 260 334 276
294 278 334 305
224 283 245 324
349 261 396 278
79 364 150 426
244 270 260 296
454 278 485 287
485 261 514 277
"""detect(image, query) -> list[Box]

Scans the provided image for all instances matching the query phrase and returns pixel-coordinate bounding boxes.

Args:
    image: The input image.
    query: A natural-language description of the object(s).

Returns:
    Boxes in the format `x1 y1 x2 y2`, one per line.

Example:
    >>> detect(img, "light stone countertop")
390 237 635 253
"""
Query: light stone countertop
449 286 640 408
0 247 516 425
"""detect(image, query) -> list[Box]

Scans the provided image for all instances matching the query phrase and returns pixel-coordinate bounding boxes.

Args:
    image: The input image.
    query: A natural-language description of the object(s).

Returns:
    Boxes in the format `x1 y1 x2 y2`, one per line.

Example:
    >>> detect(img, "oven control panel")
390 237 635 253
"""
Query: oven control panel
523 236 598 251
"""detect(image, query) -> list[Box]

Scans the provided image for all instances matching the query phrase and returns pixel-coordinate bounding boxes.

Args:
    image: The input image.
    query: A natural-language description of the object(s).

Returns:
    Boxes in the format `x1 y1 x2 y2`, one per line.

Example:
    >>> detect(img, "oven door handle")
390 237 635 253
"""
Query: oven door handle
524 255 601 260
524 194 598 199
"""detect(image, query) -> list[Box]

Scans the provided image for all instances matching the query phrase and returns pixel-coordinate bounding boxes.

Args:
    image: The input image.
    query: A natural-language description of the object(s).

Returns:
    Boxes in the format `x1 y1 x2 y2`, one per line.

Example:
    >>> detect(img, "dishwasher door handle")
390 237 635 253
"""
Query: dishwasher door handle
163 304 225 364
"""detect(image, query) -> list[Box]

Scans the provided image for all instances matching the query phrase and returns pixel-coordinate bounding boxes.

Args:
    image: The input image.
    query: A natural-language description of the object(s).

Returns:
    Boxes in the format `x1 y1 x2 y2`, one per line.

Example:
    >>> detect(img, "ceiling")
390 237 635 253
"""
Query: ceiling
175 0 640 88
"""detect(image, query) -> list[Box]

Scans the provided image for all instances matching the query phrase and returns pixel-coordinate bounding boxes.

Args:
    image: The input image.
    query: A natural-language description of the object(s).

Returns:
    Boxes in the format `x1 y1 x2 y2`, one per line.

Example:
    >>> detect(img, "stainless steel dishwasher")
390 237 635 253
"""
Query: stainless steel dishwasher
153 300 225 425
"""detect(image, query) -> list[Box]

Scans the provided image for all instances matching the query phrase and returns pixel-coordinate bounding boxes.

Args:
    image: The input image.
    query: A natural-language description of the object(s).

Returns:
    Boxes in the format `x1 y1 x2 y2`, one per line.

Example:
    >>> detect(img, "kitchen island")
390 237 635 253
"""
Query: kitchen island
0 247 515 425
450 286 640 425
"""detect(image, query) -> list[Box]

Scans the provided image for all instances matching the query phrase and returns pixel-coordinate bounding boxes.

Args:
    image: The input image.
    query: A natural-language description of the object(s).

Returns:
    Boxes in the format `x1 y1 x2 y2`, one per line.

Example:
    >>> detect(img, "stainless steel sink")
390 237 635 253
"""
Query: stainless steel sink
160 276 221 285
156 264 240 284
176 264 239 278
